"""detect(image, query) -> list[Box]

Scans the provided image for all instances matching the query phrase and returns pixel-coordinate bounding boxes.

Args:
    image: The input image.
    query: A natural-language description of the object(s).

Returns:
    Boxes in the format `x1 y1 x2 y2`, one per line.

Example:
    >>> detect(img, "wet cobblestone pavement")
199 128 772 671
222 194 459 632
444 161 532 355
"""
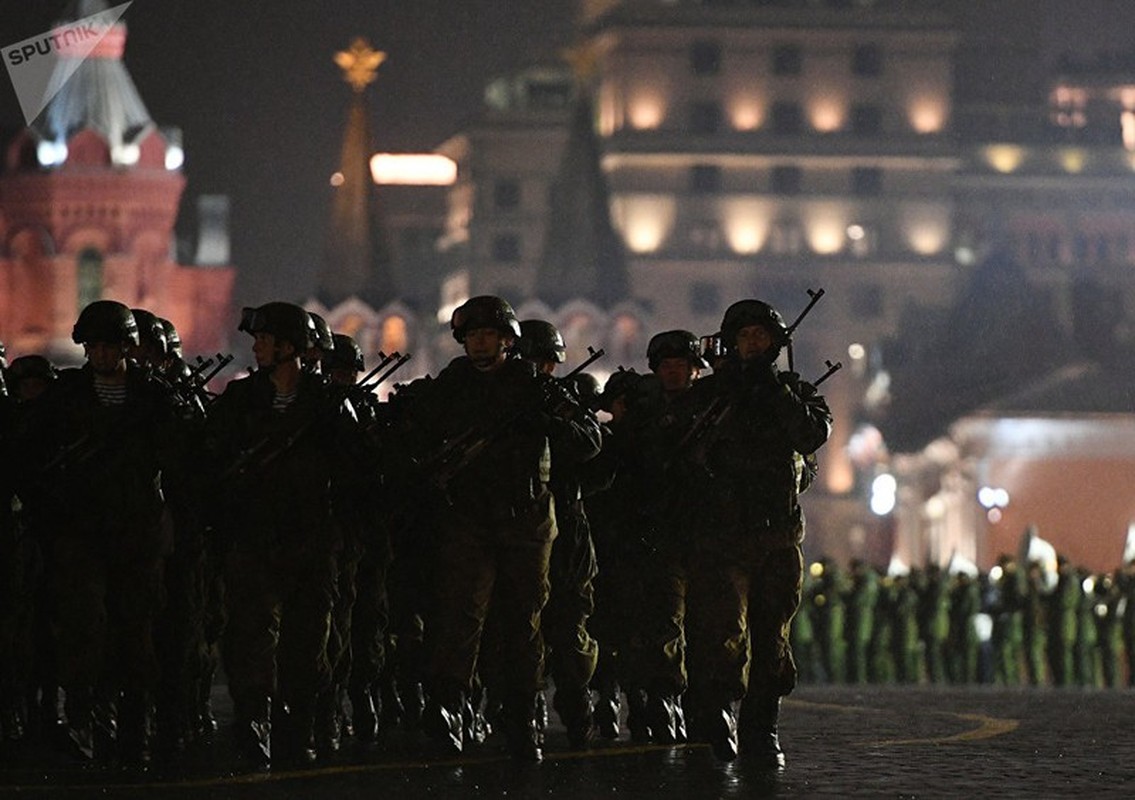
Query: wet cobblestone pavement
3 685 1135 798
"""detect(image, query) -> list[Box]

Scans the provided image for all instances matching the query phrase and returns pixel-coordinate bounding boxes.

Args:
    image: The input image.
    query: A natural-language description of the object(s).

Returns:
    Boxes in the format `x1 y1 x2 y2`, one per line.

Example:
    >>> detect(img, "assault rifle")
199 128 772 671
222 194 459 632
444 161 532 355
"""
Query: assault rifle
219 351 412 481
421 346 606 498
667 289 830 472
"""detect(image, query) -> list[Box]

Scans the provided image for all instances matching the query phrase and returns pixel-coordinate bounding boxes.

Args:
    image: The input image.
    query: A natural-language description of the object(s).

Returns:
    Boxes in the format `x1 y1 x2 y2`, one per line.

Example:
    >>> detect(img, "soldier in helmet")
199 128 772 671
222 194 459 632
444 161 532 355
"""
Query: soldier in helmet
676 299 831 765
402 296 599 761
205 302 354 765
616 330 707 743
304 313 335 375
583 368 649 738
21 300 186 762
514 318 601 749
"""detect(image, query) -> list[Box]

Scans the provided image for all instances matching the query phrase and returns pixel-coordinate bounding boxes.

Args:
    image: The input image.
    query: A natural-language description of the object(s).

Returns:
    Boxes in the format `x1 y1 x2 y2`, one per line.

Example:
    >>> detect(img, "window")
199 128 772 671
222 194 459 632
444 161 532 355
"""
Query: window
689 164 722 194
771 102 804 135
690 281 721 315
690 101 722 134
491 233 521 263
772 44 802 76
852 44 882 77
77 247 103 312
771 165 802 195
493 180 520 210
851 104 882 135
690 41 721 76
851 167 883 196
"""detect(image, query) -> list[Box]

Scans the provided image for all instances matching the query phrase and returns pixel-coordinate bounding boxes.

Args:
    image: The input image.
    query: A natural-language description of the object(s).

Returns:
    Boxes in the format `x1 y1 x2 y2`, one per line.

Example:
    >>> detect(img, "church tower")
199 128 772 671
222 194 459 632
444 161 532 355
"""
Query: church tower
0 0 235 360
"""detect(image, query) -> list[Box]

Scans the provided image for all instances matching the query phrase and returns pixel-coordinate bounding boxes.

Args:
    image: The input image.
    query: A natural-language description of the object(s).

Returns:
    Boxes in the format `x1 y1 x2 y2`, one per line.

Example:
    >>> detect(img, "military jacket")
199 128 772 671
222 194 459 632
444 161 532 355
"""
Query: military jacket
673 357 831 533
405 355 600 520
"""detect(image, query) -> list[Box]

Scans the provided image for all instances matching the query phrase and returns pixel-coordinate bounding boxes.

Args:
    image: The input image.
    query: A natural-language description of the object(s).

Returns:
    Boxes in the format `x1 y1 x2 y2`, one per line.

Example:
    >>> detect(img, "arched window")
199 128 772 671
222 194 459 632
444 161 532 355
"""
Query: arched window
381 315 408 354
77 247 103 311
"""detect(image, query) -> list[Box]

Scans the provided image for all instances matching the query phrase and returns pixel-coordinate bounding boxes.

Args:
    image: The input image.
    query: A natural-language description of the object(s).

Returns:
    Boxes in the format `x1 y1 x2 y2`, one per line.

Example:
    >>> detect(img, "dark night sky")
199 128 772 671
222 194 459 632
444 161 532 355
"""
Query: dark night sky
2 0 1135 308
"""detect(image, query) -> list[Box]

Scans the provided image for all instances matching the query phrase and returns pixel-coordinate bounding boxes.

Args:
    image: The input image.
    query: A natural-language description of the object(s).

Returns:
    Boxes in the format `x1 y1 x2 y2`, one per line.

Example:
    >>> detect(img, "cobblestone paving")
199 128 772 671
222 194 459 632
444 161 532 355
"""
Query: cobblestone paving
3 685 1134 799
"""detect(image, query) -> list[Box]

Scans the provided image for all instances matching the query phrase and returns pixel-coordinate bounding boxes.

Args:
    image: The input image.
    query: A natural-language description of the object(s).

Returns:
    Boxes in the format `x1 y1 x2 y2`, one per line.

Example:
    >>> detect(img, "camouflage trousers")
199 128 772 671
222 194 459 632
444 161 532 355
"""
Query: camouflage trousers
428 491 556 697
542 503 599 699
222 541 336 718
687 532 804 704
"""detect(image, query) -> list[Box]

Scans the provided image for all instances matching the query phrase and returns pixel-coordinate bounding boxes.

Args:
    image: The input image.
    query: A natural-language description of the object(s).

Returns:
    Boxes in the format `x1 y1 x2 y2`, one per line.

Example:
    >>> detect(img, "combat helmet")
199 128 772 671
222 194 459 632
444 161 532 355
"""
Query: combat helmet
131 308 169 356
517 319 567 363
238 302 315 353
647 329 708 371
450 295 521 343
326 333 365 372
308 312 334 352
72 300 139 346
719 300 789 355
159 318 183 359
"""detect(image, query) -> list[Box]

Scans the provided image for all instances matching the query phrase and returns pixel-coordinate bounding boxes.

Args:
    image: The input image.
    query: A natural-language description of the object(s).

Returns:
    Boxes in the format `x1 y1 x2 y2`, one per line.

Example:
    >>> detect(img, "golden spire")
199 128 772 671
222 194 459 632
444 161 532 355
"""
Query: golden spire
335 37 387 93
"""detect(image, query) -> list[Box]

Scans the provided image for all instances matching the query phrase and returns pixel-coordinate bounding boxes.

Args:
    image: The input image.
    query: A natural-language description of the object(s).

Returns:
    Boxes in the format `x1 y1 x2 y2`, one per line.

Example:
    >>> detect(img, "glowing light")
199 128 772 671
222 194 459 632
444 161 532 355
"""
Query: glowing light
809 99 845 133
990 565 1003 582
112 143 140 166
330 171 345 187
902 204 949 256
978 486 1010 509
870 473 897 516
1123 111 1135 151
909 98 946 133
955 245 976 265
36 140 67 166
848 343 866 360
925 496 946 519
987 508 1003 524
809 562 824 578
627 95 665 129
1083 576 1096 594
370 154 457 185
164 145 184 171
985 145 1025 174
722 199 772 254
1060 148 1086 174
847 224 865 241
613 195 675 253
805 207 848 255
730 101 763 131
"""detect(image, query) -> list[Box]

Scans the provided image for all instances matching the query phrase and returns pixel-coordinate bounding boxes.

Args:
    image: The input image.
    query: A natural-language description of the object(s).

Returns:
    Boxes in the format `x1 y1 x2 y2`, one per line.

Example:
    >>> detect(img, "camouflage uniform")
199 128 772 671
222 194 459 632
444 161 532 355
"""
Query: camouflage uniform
677 300 831 765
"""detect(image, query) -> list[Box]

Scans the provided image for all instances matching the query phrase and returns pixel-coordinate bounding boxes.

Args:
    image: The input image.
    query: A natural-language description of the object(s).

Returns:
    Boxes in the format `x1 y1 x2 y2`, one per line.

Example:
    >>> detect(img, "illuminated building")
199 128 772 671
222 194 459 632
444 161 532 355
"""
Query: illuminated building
436 1 1135 570
0 0 235 360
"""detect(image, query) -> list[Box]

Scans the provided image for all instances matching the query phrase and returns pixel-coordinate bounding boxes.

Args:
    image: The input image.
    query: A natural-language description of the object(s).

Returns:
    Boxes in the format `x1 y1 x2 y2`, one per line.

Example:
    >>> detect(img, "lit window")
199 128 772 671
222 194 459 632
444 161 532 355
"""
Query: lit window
381 315 408 354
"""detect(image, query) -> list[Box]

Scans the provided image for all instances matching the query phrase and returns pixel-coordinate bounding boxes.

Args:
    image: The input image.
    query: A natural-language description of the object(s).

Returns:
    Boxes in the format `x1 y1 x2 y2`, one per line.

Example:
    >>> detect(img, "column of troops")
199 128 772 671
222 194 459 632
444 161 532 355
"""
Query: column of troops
794 554 1135 689
0 293 832 769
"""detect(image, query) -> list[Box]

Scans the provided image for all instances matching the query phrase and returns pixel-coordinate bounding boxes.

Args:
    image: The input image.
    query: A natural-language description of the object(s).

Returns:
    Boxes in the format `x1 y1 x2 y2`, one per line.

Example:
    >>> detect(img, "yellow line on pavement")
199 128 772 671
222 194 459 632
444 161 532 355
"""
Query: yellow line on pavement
786 698 1019 747
0 742 705 793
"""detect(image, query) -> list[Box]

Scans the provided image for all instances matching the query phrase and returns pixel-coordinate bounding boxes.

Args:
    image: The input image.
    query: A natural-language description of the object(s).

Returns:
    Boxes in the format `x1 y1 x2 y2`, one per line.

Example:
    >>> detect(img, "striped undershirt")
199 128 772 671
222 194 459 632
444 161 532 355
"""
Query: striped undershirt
273 389 297 412
93 380 127 406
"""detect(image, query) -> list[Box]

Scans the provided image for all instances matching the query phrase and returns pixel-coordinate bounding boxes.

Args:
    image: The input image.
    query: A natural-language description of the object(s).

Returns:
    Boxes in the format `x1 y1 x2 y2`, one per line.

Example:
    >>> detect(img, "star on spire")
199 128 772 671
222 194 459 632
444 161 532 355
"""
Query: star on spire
335 37 387 93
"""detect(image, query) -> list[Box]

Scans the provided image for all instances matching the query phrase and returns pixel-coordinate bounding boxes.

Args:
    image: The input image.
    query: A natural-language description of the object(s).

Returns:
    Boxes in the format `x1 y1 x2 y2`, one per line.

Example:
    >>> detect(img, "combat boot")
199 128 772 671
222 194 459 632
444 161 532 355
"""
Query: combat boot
501 692 543 763
273 700 318 765
232 695 271 767
626 687 649 742
117 689 154 765
314 691 342 755
423 685 466 755
593 689 620 740
61 686 96 761
349 687 378 742
704 702 739 762
645 692 682 744
553 684 594 750
739 693 786 770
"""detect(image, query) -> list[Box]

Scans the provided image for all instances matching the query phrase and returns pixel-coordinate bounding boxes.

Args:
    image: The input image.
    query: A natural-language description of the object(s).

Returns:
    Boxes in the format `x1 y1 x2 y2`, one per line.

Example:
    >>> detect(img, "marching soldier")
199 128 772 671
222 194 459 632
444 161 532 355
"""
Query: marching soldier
516 319 601 749
403 296 599 761
24 301 184 762
206 302 354 765
677 300 832 765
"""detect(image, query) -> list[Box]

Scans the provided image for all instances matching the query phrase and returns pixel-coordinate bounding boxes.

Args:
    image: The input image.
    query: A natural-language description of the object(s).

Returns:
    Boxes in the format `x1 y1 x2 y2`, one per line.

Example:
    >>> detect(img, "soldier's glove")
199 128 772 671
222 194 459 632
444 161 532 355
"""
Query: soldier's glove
542 378 581 422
